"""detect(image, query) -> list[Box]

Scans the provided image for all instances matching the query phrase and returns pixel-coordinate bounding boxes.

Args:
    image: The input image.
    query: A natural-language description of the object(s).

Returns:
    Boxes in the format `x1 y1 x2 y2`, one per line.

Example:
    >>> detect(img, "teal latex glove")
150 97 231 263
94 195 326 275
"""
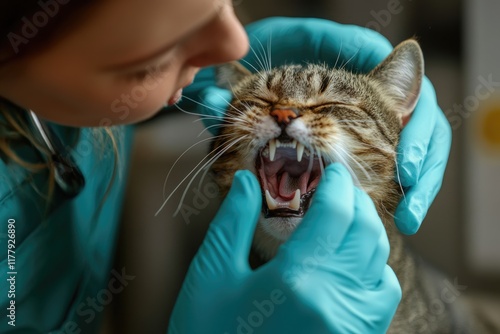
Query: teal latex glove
183 17 452 235
168 165 401 333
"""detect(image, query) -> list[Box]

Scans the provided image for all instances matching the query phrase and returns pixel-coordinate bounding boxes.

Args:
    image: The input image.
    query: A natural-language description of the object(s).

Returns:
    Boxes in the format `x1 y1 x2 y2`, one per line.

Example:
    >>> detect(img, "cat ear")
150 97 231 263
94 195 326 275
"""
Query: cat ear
215 61 252 90
369 39 424 127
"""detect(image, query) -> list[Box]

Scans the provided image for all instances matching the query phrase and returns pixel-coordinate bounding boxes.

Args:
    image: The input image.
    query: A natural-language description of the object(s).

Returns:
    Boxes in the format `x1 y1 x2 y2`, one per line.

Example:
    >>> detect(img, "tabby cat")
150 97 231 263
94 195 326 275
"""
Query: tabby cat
209 39 492 333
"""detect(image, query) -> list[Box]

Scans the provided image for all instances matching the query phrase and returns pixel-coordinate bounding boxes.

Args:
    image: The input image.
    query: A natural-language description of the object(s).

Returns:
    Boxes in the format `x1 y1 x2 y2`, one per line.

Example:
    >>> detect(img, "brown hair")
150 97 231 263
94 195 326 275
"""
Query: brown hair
0 0 120 213
0 1 97 63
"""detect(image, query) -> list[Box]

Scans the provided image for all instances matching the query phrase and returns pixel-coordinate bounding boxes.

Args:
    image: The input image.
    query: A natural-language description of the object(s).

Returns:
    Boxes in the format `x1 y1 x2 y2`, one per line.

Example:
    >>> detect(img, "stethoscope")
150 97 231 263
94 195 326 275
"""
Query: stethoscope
26 110 85 198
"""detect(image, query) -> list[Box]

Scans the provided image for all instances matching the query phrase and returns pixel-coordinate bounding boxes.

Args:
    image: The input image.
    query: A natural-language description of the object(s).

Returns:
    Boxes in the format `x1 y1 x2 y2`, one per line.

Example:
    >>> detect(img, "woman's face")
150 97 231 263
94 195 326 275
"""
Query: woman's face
0 0 248 126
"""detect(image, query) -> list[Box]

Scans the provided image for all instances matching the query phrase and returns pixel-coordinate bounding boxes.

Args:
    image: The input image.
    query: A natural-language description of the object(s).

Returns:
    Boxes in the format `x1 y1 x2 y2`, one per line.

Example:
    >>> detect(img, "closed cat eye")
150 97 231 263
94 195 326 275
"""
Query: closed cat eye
239 99 270 108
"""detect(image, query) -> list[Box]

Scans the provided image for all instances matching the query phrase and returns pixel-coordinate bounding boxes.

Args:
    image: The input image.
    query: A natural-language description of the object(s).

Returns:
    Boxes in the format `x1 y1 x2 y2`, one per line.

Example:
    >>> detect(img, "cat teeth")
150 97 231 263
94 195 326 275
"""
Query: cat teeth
269 139 276 161
296 142 305 162
275 139 297 149
265 189 301 211
290 189 301 210
265 190 278 210
267 138 308 162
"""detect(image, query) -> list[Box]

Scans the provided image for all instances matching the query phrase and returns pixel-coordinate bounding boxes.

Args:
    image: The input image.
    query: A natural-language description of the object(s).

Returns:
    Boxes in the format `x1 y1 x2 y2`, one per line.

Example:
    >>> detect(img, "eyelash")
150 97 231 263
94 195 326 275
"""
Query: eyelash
126 60 172 83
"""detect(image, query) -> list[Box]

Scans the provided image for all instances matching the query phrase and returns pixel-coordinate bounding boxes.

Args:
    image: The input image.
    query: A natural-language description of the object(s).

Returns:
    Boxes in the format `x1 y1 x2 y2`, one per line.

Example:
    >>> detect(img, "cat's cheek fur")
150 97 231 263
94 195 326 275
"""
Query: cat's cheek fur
253 115 281 144
285 118 311 145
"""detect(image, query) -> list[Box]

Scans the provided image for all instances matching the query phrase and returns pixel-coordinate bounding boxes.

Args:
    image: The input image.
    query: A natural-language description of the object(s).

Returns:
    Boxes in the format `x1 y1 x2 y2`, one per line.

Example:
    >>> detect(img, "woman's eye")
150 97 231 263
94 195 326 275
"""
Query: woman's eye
126 61 172 83
129 69 150 82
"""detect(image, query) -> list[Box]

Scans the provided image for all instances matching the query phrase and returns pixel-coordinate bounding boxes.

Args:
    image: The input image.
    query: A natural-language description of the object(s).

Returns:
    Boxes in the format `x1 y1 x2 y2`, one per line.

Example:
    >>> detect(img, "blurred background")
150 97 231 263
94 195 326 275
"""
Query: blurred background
106 0 500 332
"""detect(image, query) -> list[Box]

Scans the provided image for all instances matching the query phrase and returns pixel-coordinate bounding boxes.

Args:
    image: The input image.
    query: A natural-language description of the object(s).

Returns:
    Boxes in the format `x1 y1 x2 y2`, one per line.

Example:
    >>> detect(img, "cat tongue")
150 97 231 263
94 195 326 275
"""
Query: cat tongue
278 171 309 200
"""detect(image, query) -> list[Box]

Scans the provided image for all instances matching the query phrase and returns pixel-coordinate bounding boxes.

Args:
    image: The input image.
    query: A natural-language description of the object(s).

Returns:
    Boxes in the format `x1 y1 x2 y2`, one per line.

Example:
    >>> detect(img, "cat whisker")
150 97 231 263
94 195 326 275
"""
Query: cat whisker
159 137 218 213
157 132 240 216
334 144 374 183
327 145 362 187
240 58 269 85
249 35 272 74
333 41 343 69
394 155 407 203
316 148 325 178
177 95 226 119
213 92 249 118
338 48 361 72
254 37 269 72
353 139 396 157
266 32 272 72
248 42 266 73
172 135 248 217
196 115 255 138
333 124 396 156
380 202 397 220
336 120 376 124
172 97 251 138
182 95 253 131
160 133 235 200
216 122 255 136
240 58 260 74
196 122 223 137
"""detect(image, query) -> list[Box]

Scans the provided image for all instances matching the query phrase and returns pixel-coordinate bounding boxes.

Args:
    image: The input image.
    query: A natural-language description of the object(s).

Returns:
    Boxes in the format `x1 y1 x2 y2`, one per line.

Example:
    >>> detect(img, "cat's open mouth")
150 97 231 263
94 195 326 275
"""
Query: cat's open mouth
256 138 323 217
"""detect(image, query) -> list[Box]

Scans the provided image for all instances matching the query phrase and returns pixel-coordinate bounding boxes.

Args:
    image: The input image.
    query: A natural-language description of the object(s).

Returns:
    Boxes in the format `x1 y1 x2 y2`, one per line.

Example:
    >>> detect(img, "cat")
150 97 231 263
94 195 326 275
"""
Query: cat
208 39 495 333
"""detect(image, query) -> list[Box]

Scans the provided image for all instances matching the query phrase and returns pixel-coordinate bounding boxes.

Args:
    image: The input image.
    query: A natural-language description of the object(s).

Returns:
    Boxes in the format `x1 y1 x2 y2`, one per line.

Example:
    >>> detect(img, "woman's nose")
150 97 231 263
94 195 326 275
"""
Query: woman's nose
187 5 249 68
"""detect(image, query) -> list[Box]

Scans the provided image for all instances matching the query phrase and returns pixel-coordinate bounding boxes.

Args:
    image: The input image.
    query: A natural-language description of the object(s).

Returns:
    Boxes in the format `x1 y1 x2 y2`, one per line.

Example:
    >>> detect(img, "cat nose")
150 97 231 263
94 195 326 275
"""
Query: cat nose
270 108 299 125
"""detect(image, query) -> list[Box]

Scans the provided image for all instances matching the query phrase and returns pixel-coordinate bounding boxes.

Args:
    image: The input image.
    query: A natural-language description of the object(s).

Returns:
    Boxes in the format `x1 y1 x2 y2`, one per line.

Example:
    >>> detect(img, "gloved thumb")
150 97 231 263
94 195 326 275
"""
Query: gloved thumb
203 170 262 272
198 86 232 134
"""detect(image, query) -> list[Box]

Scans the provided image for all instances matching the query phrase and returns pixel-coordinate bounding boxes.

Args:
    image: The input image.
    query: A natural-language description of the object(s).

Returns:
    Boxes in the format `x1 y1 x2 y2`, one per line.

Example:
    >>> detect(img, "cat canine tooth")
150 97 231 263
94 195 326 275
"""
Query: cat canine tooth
296 142 305 162
292 139 297 149
289 189 301 211
265 190 278 210
269 139 276 161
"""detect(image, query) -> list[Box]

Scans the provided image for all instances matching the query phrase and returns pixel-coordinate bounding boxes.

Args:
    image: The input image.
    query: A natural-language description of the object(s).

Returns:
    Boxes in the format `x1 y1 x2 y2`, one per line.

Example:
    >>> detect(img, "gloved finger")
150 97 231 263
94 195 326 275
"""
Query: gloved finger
362 228 391 288
197 86 232 134
197 170 261 275
244 17 393 72
334 188 386 281
396 77 440 188
281 163 355 263
395 109 451 234
370 265 402 331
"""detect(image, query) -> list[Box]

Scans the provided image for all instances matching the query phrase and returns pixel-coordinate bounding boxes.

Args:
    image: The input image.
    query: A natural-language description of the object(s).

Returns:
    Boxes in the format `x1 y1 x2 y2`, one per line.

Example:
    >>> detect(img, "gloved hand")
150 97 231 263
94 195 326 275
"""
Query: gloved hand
168 165 401 334
182 17 452 235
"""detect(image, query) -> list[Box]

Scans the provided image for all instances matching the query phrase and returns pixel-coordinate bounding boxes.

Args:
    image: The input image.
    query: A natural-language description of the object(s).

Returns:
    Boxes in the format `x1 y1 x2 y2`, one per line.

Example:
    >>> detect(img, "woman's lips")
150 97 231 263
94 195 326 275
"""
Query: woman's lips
168 88 183 105
167 73 197 106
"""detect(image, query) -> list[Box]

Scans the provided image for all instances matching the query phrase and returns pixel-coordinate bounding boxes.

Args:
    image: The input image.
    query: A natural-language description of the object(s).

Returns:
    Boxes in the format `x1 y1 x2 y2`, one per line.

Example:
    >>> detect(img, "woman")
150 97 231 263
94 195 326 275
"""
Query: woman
0 0 451 332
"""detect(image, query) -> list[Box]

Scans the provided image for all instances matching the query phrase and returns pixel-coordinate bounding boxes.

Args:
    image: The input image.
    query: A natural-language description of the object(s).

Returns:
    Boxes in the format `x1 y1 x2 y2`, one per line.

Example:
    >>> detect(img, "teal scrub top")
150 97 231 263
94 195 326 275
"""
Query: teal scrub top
0 122 134 333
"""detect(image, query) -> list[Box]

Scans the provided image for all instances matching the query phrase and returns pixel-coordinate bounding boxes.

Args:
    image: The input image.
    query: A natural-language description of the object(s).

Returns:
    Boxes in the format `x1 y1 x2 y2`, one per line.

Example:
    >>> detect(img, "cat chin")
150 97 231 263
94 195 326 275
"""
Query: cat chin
260 215 302 241
252 215 303 260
